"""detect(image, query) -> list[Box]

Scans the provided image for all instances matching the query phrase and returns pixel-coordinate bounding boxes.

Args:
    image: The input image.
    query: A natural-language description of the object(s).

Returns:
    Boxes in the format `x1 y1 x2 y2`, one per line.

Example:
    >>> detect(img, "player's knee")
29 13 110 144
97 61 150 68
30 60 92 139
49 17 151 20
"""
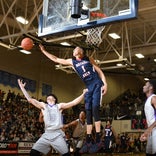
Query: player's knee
86 110 93 124
92 107 100 121
30 149 42 156
62 152 71 156
94 115 100 122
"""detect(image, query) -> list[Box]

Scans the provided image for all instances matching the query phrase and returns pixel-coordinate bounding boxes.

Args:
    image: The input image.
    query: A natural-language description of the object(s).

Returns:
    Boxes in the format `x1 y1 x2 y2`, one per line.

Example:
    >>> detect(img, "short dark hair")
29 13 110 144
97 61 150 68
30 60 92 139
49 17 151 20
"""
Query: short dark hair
149 79 156 94
79 109 86 114
46 94 58 103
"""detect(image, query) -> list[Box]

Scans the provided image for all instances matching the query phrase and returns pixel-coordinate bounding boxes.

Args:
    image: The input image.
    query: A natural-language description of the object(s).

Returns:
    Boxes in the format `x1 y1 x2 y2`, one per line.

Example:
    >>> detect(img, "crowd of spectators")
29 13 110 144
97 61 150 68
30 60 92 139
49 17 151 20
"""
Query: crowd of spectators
100 89 146 122
0 89 78 142
107 132 146 153
0 89 44 142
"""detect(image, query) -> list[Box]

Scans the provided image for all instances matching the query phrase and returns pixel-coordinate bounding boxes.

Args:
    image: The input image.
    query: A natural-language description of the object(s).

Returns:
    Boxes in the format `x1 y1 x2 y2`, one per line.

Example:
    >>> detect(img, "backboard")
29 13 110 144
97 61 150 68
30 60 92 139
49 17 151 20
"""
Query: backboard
38 0 138 37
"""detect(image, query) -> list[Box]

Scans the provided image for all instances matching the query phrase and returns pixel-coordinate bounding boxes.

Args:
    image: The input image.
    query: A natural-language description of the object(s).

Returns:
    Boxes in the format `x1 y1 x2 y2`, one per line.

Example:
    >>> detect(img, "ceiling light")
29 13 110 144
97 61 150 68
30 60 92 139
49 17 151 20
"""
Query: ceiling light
19 49 31 54
116 63 123 66
126 67 135 71
16 16 29 25
144 78 149 81
154 59 156 62
55 64 61 68
95 59 100 63
60 42 71 46
108 33 120 39
135 53 144 58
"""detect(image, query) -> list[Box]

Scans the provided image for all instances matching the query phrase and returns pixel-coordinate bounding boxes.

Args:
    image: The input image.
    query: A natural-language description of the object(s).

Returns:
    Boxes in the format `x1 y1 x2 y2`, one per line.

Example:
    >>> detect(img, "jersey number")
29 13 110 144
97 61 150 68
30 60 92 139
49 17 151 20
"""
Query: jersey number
82 66 86 72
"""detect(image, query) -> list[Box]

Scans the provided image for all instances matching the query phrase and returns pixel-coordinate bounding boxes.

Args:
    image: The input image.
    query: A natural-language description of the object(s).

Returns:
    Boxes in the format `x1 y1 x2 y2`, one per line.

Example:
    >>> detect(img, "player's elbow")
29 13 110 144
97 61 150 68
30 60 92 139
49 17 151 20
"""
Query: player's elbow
27 98 33 103
53 58 58 63
72 102 78 107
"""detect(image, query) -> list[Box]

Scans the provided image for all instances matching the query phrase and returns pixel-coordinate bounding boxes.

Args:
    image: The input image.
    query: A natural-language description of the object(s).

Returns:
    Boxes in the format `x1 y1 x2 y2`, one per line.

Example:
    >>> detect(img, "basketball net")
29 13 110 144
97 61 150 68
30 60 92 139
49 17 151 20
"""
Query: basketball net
85 25 105 47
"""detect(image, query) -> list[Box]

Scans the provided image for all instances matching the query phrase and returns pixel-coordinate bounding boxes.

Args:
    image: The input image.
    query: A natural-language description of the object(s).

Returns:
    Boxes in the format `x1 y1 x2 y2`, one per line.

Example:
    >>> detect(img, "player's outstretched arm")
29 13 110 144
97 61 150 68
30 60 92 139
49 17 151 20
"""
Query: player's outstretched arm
17 79 44 109
39 111 44 123
59 89 88 110
39 44 72 65
18 79 31 101
89 57 107 95
63 120 78 129
140 121 156 142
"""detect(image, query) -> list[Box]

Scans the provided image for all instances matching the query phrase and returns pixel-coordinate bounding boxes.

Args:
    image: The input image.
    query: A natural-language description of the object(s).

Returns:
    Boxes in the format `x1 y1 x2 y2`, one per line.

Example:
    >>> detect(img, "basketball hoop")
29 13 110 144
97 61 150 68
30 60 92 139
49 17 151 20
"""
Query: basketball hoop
85 25 105 47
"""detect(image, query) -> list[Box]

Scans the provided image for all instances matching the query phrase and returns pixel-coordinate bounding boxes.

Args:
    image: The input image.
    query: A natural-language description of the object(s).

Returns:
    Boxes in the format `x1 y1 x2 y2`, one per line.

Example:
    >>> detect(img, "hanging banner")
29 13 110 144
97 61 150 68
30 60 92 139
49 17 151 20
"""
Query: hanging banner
0 142 18 154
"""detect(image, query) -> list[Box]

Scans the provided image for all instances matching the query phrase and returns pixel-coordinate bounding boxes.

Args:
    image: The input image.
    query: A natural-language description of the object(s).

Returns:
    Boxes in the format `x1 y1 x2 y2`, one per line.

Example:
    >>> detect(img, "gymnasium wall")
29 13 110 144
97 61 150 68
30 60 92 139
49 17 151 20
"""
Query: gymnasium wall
0 46 144 104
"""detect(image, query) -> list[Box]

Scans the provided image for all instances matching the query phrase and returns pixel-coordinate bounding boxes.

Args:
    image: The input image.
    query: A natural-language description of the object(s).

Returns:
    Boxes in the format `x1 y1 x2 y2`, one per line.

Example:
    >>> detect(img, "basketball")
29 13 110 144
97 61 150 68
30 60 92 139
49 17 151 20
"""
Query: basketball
21 38 34 50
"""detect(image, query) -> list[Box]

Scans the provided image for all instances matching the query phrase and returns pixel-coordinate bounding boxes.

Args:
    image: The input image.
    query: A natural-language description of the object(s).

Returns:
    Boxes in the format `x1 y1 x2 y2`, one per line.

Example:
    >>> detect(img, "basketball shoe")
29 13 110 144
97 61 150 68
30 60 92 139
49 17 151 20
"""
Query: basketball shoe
79 142 92 154
89 141 104 153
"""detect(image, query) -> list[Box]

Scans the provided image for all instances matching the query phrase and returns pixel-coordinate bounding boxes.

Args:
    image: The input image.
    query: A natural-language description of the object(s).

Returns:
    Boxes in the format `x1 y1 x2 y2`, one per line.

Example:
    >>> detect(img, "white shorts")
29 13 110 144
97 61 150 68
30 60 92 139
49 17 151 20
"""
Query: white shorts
32 130 68 155
146 127 156 154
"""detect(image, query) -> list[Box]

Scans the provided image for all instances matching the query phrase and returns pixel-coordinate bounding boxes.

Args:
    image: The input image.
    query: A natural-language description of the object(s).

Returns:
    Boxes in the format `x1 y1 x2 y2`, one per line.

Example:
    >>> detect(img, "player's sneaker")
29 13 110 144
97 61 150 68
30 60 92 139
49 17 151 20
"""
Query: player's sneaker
79 142 91 154
89 141 104 153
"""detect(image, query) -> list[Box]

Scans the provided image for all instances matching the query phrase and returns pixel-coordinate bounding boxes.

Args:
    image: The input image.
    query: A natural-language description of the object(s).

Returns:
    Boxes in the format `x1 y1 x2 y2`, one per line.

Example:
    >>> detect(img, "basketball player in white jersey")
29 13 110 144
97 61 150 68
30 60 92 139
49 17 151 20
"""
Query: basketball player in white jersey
140 121 156 142
140 79 156 156
17 79 87 156
63 110 87 156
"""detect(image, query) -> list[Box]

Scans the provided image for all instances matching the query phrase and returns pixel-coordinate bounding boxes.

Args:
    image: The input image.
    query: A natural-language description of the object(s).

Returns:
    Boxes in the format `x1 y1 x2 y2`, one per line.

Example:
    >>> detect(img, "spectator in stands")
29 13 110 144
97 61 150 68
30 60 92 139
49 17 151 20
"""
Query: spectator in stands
115 134 121 153
120 133 127 153
0 89 44 142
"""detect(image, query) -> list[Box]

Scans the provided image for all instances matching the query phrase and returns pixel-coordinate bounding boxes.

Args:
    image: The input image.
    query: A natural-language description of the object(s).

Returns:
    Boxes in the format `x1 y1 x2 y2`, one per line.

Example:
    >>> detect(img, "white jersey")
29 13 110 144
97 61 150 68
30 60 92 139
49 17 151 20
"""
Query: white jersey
33 104 68 155
72 119 87 139
42 104 63 131
144 94 156 127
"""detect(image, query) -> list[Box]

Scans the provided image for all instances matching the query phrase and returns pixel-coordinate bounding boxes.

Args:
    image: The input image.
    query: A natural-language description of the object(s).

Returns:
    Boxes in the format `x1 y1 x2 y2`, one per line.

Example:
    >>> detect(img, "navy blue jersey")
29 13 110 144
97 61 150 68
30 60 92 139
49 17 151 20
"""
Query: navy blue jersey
72 56 101 85
104 126 113 137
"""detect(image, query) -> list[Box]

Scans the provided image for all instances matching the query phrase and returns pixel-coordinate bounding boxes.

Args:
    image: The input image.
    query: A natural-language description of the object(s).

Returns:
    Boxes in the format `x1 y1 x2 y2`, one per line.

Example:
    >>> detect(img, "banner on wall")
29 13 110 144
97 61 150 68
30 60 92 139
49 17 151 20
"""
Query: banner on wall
18 142 34 154
0 142 18 154
0 141 34 154
0 70 36 92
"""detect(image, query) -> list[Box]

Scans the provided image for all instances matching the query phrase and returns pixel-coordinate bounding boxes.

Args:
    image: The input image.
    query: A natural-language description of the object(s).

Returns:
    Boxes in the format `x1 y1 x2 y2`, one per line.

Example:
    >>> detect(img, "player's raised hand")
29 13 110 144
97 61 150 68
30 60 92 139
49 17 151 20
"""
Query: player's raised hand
39 44 45 52
17 79 26 88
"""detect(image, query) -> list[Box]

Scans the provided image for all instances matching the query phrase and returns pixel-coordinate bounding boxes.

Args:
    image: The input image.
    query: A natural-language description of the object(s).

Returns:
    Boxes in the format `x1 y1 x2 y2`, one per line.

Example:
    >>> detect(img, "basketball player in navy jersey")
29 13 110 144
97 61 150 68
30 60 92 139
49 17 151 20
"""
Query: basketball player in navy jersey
140 79 156 156
17 79 87 156
39 45 107 153
103 119 116 154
